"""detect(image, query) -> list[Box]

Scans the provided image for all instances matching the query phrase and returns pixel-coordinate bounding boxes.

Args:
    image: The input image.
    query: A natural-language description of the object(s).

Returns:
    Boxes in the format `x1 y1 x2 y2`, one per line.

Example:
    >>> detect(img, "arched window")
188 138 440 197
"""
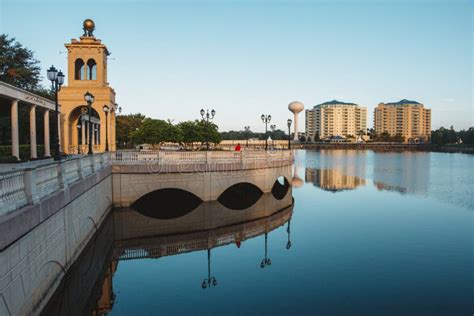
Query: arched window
87 59 97 80
74 59 85 80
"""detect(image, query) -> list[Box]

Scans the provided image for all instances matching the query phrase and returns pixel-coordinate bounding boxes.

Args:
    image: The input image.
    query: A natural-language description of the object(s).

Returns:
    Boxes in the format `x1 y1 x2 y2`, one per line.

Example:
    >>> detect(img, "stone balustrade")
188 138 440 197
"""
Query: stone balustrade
0 153 110 217
0 170 27 215
0 150 293 217
112 150 293 164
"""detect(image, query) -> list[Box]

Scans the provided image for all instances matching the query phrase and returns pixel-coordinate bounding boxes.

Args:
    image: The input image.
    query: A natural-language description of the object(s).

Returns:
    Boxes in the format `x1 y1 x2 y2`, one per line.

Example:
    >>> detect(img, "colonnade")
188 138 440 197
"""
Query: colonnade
9 99 58 159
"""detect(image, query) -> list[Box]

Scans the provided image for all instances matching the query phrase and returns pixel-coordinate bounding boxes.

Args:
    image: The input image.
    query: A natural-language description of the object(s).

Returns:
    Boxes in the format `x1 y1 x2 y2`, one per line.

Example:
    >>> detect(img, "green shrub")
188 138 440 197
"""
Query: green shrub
0 144 48 161
0 155 20 163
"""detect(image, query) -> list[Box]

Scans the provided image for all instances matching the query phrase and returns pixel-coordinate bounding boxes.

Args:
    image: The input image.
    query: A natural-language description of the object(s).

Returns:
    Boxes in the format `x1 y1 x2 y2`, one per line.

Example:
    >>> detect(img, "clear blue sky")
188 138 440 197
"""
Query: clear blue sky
1 0 472 131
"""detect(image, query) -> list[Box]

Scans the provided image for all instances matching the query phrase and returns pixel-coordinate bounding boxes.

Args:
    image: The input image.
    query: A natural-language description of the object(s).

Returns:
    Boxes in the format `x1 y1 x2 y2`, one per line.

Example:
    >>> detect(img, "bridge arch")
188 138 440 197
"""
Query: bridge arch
113 164 293 207
131 188 203 219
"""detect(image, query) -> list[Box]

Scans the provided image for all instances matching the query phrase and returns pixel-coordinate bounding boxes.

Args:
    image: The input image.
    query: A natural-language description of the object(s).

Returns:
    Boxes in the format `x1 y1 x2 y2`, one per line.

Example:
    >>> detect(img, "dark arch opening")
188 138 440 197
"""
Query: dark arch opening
87 59 97 80
217 182 263 210
131 188 203 219
271 176 290 200
75 59 85 80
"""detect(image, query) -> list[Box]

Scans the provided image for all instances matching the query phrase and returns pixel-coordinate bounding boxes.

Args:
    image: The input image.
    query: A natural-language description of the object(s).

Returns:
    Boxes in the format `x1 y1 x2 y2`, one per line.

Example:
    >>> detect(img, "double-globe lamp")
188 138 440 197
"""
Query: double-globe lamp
46 65 65 161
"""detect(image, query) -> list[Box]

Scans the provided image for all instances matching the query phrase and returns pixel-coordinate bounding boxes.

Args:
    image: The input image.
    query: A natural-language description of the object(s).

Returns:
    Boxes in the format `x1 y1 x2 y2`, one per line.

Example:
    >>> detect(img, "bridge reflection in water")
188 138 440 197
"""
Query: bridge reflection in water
42 190 294 316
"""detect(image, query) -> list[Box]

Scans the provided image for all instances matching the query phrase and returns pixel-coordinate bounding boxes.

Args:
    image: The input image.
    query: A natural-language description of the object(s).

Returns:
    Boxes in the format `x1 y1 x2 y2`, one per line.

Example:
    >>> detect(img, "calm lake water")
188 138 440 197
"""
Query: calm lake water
44 150 473 316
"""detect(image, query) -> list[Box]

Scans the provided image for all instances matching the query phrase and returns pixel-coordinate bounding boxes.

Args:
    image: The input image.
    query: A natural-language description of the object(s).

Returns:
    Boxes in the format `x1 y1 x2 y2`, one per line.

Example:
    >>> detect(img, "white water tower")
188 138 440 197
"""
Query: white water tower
288 101 304 141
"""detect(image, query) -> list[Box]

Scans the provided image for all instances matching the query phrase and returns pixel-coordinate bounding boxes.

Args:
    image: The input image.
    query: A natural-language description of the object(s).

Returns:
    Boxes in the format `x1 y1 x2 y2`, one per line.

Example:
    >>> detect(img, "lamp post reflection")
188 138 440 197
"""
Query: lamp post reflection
260 233 271 268
201 249 217 289
286 219 292 250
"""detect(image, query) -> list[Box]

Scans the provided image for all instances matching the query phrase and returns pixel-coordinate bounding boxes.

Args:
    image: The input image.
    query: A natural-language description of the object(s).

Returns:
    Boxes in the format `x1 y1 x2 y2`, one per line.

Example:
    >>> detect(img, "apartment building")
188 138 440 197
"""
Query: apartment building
305 100 367 141
374 99 431 143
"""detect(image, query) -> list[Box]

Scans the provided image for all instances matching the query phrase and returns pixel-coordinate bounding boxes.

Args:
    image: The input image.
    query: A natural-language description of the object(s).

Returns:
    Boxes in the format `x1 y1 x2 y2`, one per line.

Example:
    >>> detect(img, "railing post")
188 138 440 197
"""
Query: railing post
91 154 96 174
23 168 39 204
57 162 67 189
77 156 84 180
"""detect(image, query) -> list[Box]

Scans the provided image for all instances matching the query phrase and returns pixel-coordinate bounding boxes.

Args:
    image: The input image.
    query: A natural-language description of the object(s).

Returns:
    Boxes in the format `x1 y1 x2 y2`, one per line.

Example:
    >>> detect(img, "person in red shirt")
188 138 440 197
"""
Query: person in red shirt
235 143 241 151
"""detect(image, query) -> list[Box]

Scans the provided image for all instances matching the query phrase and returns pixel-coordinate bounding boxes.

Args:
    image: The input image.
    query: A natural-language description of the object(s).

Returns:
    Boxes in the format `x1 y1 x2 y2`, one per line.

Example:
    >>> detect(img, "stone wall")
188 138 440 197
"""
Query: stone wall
0 175 112 316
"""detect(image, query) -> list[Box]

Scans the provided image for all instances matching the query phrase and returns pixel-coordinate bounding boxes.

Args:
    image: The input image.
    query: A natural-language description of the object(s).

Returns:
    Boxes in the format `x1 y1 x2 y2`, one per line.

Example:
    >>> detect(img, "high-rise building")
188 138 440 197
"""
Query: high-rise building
305 100 367 141
374 99 431 143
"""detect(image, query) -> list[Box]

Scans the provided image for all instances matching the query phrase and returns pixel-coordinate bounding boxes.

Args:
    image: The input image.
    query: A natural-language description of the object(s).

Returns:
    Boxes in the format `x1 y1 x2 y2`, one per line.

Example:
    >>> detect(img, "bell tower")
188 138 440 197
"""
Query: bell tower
59 19 117 154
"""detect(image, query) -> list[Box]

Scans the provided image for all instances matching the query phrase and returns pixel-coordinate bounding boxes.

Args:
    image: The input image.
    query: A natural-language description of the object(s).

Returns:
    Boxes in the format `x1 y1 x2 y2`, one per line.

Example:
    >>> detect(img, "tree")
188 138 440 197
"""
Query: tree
177 120 202 149
162 120 182 143
0 34 52 98
314 132 320 142
130 118 170 146
196 120 221 146
116 113 145 148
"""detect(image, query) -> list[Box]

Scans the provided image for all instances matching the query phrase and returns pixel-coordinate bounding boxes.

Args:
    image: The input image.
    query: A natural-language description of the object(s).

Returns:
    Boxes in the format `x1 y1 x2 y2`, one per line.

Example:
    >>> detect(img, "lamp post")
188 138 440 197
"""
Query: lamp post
46 65 65 161
244 126 250 148
76 119 82 154
102 105 110 152
200 108 216 151
84 91 95 155
286 219 292 249
260 232 271 268
261 114 271 150
287 119 292 150
201 249 217 289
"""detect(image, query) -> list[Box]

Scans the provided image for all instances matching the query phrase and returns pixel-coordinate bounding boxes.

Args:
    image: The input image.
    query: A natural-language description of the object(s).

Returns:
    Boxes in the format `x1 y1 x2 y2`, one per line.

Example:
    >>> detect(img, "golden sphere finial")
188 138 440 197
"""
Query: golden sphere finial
83 19 95 37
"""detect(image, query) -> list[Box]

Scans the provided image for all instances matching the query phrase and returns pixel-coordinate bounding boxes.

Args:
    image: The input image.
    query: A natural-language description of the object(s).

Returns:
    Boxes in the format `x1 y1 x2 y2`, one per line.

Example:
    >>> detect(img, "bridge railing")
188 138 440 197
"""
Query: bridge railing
111 150 293 164
0 152 110 217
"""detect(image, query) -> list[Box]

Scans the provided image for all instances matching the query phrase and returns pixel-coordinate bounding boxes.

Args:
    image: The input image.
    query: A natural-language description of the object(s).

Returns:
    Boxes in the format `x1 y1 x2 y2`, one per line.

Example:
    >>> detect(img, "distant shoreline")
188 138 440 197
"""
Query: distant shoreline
297 143 474 154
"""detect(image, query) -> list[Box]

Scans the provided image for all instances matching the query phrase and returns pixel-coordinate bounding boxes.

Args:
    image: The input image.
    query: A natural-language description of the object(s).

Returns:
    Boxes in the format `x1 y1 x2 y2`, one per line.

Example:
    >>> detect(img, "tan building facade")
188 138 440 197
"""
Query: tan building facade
374 99 431 143
305 100 367 141
59 20 117 154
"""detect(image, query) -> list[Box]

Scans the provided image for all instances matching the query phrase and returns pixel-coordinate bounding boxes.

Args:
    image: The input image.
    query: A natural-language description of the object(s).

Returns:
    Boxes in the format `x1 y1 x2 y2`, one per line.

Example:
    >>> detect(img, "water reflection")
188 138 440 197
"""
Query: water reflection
372 152 430 195
43 192 293 315
305 168 366 192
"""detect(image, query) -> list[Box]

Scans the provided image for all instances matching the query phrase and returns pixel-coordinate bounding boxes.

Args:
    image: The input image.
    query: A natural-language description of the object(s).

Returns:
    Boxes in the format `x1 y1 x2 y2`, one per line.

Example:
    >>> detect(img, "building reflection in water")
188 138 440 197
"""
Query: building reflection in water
304 150 431 195
42 189 294 315
304 150 367 192
372 152 430 195
305 168 366 192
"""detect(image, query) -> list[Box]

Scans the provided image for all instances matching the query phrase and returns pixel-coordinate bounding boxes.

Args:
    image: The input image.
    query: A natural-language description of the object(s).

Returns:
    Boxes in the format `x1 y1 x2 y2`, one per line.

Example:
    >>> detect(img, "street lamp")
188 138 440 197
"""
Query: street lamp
261 114 271 150
47 65 65 161
260 233 271 268
286 219 292 249
200 108 216 151
287 119 292 150
76 120 82 154
244 126 250 148
84 91 95 155
201 249 217 289
102 105 110 152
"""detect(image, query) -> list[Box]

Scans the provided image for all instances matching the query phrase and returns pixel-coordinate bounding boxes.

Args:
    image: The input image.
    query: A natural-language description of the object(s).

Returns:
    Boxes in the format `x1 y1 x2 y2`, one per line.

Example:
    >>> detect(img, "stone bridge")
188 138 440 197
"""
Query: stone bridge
0 149 294 315
111 150 294 207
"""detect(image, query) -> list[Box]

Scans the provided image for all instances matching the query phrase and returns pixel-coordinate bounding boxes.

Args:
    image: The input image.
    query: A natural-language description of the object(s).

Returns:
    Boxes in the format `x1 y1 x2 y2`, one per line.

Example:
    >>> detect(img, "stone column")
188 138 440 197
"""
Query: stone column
44 110 50 157
11 100 19 159
29 105 37 158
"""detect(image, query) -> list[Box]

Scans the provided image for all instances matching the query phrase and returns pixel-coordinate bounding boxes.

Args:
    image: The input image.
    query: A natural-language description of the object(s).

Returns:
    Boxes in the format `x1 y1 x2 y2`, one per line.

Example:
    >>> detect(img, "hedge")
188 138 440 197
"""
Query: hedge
0 145 48 161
